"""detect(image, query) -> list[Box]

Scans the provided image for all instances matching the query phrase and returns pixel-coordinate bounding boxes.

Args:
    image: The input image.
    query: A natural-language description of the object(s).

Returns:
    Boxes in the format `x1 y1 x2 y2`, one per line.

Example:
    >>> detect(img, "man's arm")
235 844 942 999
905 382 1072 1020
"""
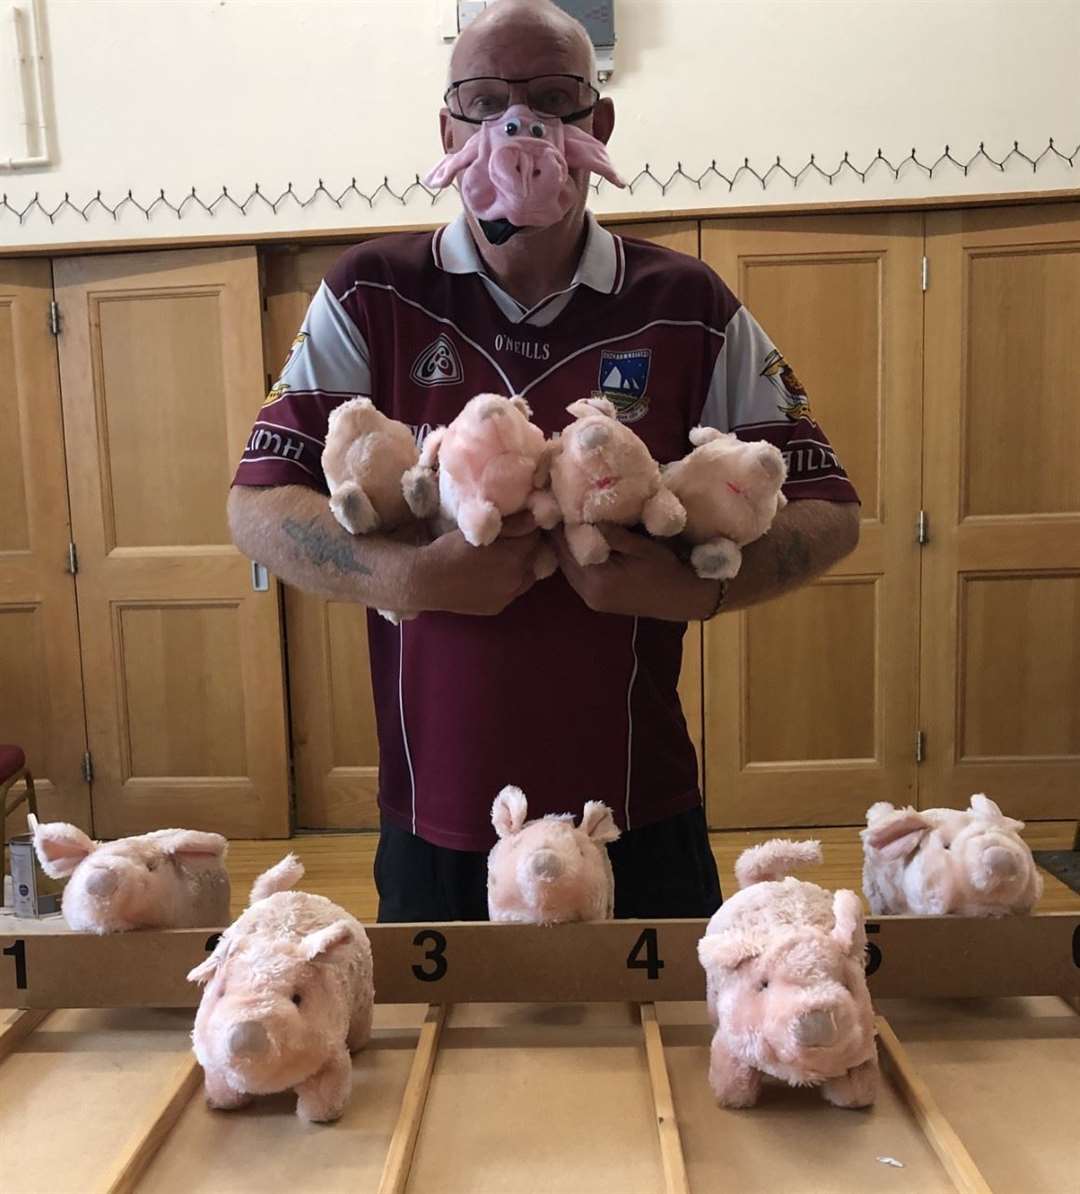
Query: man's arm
551 499 860 622
227 485 545 616
719 498 860 612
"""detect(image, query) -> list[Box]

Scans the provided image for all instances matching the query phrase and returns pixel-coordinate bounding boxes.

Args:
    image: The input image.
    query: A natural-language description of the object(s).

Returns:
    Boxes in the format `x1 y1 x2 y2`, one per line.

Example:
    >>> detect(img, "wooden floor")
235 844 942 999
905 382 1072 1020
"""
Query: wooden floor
225 822 1080 921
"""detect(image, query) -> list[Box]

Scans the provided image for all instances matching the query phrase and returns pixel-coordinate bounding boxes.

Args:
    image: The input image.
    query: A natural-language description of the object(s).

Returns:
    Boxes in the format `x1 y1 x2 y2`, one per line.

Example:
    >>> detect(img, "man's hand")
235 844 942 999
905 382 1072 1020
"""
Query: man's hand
552 525 721 622
409 513 546 616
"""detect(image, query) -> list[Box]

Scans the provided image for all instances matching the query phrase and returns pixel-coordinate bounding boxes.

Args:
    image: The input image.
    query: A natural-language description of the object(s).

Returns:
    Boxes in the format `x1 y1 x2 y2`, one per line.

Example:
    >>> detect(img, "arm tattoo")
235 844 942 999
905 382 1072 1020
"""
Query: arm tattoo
775 528 813 585
282 517 372 577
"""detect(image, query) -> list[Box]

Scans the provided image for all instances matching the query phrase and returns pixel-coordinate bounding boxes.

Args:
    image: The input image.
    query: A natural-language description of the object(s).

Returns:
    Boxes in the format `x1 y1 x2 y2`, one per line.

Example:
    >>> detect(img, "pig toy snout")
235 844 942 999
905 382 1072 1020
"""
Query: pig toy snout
793 1008 839 1049
578 424 609 452
529 850 564 882
84 867 120 898
228 1020 269 1058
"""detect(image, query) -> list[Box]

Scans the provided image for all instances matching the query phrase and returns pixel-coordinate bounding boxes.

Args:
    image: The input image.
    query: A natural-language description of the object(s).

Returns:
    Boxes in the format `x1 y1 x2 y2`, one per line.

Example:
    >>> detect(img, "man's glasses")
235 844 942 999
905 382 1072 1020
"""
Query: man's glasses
444 74 599 125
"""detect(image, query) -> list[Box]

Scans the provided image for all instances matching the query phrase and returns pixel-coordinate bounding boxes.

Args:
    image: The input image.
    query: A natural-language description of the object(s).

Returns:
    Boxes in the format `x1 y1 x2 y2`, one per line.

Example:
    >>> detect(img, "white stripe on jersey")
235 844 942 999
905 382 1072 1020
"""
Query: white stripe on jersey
339 279 516 395
518 318 727 398
625 616 640 831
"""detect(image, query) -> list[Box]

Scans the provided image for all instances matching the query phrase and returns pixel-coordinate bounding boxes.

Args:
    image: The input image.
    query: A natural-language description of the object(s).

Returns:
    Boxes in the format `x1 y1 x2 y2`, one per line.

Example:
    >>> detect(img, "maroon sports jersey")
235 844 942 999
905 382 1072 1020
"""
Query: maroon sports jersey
234 215 858 850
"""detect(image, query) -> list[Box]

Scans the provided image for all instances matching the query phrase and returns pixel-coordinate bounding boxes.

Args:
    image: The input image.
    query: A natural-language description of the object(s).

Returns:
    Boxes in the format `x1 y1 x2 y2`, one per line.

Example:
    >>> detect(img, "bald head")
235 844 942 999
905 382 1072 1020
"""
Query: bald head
450 0 596 86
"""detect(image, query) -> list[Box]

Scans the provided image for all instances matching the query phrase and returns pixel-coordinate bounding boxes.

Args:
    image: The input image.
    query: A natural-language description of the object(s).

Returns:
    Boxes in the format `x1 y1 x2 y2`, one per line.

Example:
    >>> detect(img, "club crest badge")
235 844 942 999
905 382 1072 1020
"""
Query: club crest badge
411 333 464 388
761 348 812 421
595 347 652 422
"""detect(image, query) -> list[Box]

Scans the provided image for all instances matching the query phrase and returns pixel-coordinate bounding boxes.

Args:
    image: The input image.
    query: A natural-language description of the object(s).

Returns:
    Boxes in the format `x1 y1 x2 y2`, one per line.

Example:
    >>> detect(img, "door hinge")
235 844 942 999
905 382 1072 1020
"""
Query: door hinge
915 730 926 764
921 256 929 291
65 541 79 574
82 751 94 784
916 510 929 545
48 300 61 336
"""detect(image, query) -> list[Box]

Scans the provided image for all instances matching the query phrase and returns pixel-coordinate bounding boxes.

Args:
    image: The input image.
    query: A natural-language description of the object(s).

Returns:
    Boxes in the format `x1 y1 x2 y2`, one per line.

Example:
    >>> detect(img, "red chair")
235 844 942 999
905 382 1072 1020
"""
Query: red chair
1 746 39 875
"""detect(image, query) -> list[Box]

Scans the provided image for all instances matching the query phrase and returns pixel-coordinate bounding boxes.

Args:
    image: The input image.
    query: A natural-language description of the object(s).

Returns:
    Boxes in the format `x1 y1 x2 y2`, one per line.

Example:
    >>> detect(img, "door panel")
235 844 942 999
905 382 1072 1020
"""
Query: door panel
921 204 1080 817
701 215 924 828
54 248 289 838
0 259 88 837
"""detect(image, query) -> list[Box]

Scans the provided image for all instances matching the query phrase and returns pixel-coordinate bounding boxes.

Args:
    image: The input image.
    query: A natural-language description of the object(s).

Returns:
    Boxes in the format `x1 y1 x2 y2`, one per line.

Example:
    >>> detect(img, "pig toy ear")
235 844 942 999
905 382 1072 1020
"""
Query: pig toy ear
187 936 228 985
830 889 864 955
861 806 932 860
697 932 760 972
162 830 228 861
580 801 620 844
566 397 616 422
491 785 529 838
302 919 356 961
509 395 532 419
28 814 96 879
969 793 1025 832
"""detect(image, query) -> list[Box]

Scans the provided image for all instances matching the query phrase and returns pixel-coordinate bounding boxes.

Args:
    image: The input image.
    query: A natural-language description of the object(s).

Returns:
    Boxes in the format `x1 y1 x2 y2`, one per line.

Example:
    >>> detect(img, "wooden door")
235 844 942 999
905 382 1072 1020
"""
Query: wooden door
700 215 924 828
54 247 289 838
921 203 1080 818
270 221 705 829
0 259 89 835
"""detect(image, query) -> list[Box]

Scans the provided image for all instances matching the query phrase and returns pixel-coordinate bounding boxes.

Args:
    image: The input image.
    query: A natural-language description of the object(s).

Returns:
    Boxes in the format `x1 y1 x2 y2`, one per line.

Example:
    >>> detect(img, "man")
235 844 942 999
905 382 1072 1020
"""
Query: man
229 0 860 922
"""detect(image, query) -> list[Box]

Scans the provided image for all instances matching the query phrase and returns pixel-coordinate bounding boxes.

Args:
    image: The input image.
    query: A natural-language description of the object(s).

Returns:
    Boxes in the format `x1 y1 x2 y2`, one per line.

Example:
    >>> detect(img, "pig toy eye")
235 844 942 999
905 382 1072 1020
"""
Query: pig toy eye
529 122 545 138
291 992 302 1007
503 118 521 136
758 979 769 991
146 859 157 872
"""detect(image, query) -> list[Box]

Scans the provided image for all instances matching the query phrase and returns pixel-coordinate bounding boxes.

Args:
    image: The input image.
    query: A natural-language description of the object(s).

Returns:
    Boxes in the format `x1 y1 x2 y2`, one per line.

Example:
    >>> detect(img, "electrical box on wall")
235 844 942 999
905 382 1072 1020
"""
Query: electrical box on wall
453 2 616 82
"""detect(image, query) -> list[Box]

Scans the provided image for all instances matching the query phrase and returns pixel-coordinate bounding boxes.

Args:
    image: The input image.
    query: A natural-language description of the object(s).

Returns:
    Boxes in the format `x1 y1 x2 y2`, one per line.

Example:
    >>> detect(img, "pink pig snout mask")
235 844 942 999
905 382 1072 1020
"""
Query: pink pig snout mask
424 106 626 243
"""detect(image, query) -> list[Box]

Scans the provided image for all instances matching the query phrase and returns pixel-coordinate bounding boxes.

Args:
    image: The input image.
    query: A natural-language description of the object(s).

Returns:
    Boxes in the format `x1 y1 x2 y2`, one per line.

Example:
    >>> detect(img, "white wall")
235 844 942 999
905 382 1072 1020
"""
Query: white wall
1 0 1077 248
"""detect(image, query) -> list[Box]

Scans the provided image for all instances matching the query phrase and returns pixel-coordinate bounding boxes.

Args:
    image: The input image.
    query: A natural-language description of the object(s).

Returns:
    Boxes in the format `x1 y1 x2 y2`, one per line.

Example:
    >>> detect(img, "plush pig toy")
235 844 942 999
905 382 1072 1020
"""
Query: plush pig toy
322 397 419 537
403 393 560 578
861 794 1042 917
697 840 878 1109
188 854 374 1123
549 398 686 565
662 428 788 580
486 786 620 924
27 813 229 933
322 397 423 625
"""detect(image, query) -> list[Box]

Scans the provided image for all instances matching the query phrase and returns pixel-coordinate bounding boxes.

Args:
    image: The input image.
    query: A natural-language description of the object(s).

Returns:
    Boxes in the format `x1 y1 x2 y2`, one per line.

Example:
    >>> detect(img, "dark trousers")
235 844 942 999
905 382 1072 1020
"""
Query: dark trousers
374 804 723 922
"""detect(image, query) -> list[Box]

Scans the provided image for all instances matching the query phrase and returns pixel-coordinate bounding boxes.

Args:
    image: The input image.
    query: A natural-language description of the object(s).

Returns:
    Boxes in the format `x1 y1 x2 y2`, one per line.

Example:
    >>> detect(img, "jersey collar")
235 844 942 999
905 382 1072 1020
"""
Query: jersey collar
432 212 624 327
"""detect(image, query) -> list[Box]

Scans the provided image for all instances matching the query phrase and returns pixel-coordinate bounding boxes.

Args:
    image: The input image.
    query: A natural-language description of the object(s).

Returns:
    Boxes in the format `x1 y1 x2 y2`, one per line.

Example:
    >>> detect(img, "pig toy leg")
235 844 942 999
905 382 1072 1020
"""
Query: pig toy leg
707 1032 763 1108
565 522 610 566
821 1054 879 1109
203 1068 253 1112
457 498 502 547
642 486 687 538
691 537 742 581
330 482 379 535
528 488 562 530
295 1048 353 1123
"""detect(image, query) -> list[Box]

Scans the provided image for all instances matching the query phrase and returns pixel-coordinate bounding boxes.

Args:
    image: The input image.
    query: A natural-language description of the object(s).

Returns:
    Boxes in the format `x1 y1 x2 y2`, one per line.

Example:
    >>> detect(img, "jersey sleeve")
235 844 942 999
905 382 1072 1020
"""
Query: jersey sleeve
698 305 860 504
232 279 373 492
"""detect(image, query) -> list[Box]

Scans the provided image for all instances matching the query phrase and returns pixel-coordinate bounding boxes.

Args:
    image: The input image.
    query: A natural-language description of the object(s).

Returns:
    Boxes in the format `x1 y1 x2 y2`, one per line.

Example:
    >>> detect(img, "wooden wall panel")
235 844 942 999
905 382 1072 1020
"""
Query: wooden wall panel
54 247 289 838
701 214 923 829
921 203 1080 817
0 259 88 836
